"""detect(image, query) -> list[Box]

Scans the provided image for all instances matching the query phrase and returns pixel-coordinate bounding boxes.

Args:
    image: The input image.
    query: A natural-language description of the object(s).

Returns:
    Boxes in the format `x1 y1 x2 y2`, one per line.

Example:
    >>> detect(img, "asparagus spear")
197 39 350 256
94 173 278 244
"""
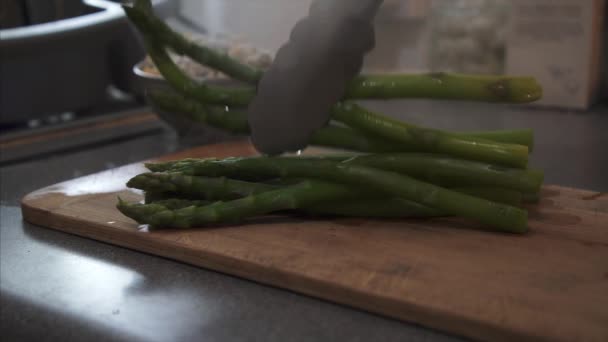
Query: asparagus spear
346 74 542 103
128 172 278 200
453 129 534 151
133 0 152 11
339 153 543 193
142 46 528 166
148 154 542 193
151 89 534 154
139 38 530 168
143 157 527 232
144 186 526 218
145 195 442 218
125 2 542 104
147 198 211 209
127 13 535 162
125 4 262 84
119 174 520 229
144 191 177 203
142 38 531 156
133 171 523 206
117 179 362 228
455 187 521 206
332 102 529 168
149 90 400 152
143 37 256 106
307 198 442 218
150 90 249 133
124 5 256 107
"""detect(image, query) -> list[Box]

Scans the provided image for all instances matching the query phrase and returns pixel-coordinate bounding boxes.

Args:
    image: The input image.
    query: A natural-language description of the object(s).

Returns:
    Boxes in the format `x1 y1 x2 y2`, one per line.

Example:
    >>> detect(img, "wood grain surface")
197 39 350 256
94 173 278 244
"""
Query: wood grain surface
21 141 608 342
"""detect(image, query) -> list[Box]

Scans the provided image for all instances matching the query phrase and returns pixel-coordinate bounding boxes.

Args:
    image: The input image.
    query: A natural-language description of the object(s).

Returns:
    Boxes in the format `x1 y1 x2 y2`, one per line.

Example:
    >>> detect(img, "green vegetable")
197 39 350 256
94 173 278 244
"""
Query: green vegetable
149 90 400 152
125 2 542 104
146 196 442 218
125 4 262 83
452 129 534 151
331 102 529 168
118 179 361 228
147 198 211 209
128 172 277 200
148 154 542 193
346 73 542 103
143 157 528 233
338 154 543 193
150 90 534 150
125 5 535 166
116 0 544 233
132 171 523 206
139 36 256 106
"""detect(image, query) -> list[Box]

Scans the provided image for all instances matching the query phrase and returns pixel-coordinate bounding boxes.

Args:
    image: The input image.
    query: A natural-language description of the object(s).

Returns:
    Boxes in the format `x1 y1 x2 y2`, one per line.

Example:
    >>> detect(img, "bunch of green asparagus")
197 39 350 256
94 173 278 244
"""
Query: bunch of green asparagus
118 0 544 233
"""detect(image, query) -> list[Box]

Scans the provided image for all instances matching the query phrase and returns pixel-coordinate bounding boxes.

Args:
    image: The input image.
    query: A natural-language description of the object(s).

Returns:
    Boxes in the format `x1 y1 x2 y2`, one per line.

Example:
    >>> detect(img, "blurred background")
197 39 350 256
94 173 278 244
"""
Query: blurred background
1 0 606 163
176 0 607 109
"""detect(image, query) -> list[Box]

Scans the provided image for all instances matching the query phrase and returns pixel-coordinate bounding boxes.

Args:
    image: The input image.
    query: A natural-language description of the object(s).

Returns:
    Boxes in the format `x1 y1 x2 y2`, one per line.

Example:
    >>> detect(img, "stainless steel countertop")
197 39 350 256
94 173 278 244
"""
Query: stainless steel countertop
2 102 607 341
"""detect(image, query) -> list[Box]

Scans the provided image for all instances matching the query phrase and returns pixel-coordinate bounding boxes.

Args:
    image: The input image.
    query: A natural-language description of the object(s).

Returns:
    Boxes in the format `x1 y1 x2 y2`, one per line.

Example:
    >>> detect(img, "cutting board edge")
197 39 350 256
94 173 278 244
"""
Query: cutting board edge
20 200 552 342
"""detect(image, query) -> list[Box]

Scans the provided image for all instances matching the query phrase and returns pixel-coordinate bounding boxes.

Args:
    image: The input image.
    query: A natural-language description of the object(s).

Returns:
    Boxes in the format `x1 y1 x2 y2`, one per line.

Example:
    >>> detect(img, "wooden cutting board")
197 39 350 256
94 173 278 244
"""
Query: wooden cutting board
21 141 608 342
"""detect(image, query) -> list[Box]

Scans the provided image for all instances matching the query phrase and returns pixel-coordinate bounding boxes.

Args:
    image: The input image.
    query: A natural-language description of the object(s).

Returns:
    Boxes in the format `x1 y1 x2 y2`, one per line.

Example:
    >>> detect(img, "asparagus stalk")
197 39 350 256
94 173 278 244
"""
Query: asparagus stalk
144 188 524 218
133 0 152 12
306 198 442 218
117 179 363 228
339 153 543 193
150 90 249 133
125 3 262 83
126 11 535 160
309 125 401 153
140 37 530 168
332 102 529 168
146 195 442 218
151 90 534 153
125 2 542 104
147 198 211 209
119 175 519 228
453 129 534 151
124 6 256 107
145 157 527 232
128 172 278 200
143 37 256 106
148 153 542 193
145 154 361 176
149 90 400 152
346 74 542 103
144 191 228 203
144 191 178 203
455 187 521 206
132 171 524 206
141 44 530 166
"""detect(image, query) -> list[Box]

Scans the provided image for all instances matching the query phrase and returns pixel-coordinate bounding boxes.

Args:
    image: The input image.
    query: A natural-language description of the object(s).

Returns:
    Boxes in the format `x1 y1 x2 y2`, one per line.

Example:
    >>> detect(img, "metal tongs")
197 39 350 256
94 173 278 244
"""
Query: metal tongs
247 0 383 155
